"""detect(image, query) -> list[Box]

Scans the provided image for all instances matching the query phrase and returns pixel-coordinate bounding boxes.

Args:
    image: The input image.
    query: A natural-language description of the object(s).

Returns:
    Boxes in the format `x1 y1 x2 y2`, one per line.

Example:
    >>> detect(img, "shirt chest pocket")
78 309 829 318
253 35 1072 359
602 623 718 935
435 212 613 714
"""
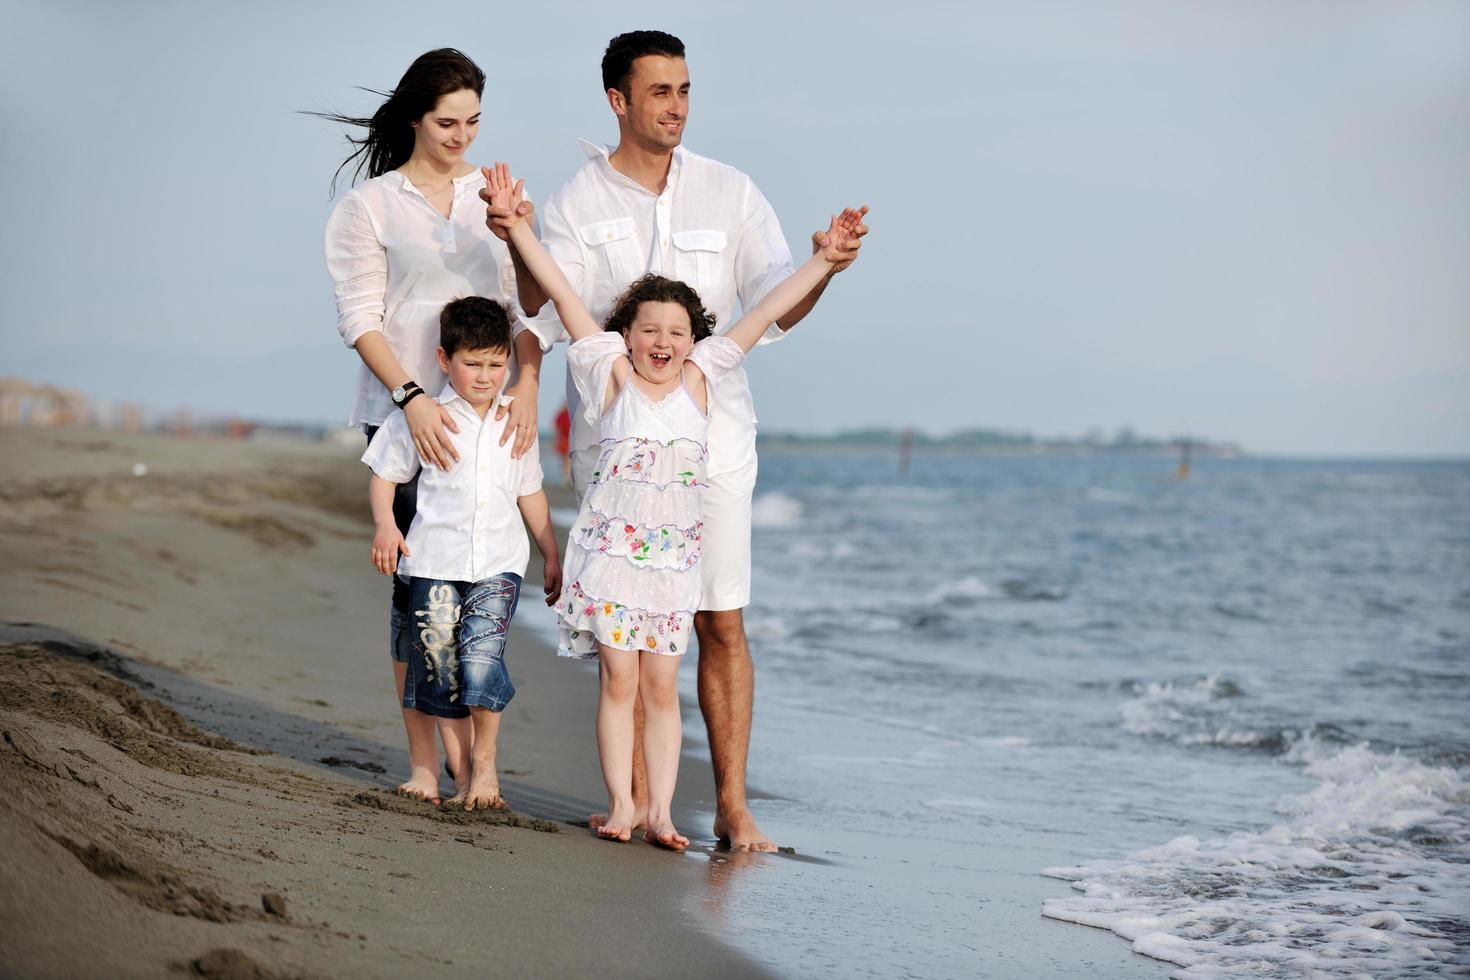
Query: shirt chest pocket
670 230 728 307
578 217 642 293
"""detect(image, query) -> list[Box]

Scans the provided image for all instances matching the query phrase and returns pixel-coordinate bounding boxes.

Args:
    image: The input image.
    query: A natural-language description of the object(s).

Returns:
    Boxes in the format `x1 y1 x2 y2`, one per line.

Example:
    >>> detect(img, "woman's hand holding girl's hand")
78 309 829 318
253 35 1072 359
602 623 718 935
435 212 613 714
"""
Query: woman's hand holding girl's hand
404 395 461 470
816 207 868 266
371 524 411 576
483 162 528 239
480 165 534 241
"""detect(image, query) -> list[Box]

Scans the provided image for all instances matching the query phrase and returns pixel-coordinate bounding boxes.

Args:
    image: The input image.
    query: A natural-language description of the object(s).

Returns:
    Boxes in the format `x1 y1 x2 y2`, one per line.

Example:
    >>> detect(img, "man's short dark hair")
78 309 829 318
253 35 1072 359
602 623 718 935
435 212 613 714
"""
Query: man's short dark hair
439 296 511 357
601 30 685 98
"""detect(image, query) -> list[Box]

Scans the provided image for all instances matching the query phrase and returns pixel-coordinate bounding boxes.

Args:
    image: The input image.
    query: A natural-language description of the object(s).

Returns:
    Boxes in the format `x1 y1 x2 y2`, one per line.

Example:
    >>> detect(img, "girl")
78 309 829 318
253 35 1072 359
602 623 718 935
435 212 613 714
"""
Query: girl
318 49 545 806
484 162 864 848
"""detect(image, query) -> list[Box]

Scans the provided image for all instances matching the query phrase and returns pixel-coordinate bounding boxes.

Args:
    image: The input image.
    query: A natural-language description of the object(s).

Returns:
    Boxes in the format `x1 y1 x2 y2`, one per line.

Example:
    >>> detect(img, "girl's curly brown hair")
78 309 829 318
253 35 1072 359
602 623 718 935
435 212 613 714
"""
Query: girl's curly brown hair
603 274 716 342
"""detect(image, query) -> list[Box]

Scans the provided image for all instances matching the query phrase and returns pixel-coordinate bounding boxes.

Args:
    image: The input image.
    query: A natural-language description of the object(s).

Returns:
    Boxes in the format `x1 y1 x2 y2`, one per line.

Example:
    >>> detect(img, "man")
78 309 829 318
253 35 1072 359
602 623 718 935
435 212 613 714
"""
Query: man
502 30 866 851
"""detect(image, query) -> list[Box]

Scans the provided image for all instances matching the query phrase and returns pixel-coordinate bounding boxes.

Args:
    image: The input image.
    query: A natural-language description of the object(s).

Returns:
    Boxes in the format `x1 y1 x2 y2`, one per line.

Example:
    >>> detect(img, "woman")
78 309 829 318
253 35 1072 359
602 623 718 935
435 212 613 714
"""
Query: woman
319 48 546 805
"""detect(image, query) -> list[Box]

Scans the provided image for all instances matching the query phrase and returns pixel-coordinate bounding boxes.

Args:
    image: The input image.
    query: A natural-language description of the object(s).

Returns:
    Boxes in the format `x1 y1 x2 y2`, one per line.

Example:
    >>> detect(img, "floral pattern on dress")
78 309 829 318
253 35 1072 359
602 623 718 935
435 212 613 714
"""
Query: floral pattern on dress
576 513 702 570
589 438 706 490
557 578 688 659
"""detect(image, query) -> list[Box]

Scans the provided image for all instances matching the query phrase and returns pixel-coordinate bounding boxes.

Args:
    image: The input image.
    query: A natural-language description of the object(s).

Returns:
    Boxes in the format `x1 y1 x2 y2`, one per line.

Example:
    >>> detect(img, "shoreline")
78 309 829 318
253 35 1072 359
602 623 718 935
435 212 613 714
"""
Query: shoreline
0 426 768 978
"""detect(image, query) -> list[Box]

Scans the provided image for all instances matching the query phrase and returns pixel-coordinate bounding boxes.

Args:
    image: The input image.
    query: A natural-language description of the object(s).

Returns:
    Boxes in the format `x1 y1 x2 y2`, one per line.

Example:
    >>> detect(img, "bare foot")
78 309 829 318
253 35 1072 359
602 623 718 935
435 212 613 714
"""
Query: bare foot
643 819 689 852
596 802 636 842
589 806 649 832
459 759 510 812
396 766 441 806
714 806 776 852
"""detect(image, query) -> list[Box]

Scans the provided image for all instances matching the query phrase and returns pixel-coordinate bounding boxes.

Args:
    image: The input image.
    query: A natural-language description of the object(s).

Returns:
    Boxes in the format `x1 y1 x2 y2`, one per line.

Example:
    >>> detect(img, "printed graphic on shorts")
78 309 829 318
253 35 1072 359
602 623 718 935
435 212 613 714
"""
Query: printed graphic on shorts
415 582 462 703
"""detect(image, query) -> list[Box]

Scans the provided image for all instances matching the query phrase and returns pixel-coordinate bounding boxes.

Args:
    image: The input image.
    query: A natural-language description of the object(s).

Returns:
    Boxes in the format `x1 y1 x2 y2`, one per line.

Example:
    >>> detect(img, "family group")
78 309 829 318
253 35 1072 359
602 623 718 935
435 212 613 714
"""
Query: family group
322 32 868 851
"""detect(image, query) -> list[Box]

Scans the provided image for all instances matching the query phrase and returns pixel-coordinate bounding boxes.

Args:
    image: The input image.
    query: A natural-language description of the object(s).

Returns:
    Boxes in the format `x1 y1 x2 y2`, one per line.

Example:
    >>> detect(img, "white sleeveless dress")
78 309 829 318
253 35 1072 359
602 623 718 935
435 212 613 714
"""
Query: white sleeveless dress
555 332 744 659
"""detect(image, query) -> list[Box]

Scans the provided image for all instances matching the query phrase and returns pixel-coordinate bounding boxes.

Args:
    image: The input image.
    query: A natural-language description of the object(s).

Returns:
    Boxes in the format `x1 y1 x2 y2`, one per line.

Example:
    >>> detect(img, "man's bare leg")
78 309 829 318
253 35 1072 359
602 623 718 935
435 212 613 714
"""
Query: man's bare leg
393 660 441 804
695 608 777 852
588 694 650 830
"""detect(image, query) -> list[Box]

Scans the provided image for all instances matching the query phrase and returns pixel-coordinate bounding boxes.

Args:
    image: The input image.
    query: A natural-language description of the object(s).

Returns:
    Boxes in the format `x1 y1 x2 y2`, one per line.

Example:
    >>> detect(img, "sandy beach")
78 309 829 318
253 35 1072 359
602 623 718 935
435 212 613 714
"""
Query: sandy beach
0 426 770 979
0 425 1191 979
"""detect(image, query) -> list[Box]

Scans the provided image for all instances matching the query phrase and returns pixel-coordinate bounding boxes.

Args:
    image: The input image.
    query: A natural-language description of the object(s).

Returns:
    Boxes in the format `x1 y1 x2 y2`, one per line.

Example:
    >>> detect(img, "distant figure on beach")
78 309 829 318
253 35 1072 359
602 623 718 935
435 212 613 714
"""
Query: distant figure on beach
362 297 561 808
554 404 572 487
319 49 546 803
492 30 870 851
485 162 864 846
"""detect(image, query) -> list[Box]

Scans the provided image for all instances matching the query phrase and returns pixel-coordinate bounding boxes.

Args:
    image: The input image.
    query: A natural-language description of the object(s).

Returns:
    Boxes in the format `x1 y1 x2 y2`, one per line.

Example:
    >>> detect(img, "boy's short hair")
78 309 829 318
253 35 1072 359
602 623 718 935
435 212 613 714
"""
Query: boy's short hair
439 296 511 356
602 31 685 98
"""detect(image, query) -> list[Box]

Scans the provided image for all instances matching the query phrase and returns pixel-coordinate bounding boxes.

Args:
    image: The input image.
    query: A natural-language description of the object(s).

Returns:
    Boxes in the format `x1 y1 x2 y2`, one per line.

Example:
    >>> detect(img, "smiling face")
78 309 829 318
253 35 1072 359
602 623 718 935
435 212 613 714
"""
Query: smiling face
410 88 481 168
623 301 694 386
612 55 689 153
437 344 509 415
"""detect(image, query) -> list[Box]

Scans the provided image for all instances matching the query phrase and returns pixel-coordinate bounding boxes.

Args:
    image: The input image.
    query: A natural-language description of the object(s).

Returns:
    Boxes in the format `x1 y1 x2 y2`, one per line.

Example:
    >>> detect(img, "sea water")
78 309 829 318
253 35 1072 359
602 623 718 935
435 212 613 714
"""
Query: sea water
687 452 1470 978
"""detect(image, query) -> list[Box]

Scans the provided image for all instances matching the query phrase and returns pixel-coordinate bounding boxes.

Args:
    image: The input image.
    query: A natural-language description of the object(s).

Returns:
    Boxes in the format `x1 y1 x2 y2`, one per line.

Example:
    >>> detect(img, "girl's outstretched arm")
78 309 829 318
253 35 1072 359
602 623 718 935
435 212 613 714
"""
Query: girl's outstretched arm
721 207 867 353
484 162 601 343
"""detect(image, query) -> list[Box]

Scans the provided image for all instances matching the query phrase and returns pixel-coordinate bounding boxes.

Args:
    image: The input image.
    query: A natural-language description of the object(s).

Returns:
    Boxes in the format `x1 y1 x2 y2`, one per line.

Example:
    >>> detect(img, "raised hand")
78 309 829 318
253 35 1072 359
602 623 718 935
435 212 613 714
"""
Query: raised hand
481 162 527 241
815 206 868 266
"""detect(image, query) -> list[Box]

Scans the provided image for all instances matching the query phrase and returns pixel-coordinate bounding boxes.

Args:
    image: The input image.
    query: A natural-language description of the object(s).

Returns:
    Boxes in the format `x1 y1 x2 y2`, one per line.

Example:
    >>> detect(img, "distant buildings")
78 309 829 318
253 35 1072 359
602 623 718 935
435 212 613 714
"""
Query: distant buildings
0 377 143 430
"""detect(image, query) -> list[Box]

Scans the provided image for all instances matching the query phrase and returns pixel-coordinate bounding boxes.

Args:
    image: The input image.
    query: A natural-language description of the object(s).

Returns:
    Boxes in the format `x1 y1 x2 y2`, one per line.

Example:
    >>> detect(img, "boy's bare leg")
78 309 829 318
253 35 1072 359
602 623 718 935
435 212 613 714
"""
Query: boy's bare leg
393 661 442 804
460 707 509 811
639 652 689 850
588 695 650 830
595 645 640 842
438 715 472 805
695 609 777 852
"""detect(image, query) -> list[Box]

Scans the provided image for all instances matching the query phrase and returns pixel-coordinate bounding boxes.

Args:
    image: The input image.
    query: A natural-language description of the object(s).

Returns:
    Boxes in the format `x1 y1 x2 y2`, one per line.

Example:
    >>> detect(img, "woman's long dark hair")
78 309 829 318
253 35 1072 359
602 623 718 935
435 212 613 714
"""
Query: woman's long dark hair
306 48 485 196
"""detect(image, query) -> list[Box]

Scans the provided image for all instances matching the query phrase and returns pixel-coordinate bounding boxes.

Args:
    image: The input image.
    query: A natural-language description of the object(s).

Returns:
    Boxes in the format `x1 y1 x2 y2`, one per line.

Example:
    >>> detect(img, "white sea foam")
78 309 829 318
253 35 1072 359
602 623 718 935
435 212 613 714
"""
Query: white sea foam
1041 741 1470 978
751 491 804 528
1119 675 1282 749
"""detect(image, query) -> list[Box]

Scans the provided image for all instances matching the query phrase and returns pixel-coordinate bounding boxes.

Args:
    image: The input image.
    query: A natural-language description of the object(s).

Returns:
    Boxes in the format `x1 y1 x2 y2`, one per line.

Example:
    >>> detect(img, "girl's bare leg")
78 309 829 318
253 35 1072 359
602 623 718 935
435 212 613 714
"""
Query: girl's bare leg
394 660 441 804
639 652 689 850
596 645 640 841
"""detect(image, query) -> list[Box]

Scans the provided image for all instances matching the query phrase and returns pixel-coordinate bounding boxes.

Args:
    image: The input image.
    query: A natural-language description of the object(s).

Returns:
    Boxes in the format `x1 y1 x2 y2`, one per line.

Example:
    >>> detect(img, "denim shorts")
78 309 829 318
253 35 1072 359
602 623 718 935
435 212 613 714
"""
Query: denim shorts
402 573 522 718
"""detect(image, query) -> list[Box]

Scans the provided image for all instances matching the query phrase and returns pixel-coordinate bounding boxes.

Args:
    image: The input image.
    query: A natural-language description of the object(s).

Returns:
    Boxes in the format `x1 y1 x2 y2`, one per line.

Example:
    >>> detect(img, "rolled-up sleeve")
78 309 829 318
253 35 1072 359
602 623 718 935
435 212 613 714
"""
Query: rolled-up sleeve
513 197 582 352
361 414 420 483
732 181 796 348
324 194 387 349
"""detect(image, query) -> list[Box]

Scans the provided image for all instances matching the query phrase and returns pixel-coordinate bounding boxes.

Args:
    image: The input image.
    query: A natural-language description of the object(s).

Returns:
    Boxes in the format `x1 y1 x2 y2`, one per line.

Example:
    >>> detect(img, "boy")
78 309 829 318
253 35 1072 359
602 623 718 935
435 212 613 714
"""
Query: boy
364 296 561 811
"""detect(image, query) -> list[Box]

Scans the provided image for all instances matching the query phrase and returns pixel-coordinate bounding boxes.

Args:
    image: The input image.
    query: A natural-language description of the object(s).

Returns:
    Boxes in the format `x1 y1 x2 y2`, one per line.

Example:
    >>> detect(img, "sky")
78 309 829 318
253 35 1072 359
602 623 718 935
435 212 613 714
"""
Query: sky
2 0 1467 456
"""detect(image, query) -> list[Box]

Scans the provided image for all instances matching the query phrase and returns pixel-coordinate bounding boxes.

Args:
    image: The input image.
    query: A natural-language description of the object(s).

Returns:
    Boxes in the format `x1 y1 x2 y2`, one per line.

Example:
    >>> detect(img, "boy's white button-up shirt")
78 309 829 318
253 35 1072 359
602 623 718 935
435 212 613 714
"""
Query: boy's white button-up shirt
518 141 795 476
362 388 544 583
325 169 524 427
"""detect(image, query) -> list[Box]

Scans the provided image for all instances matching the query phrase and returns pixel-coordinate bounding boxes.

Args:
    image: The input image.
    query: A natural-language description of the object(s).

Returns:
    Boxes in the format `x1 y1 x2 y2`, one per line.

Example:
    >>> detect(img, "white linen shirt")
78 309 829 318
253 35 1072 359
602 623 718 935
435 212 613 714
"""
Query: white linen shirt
519 141 795 476
325 169 523 427
362 387 544 583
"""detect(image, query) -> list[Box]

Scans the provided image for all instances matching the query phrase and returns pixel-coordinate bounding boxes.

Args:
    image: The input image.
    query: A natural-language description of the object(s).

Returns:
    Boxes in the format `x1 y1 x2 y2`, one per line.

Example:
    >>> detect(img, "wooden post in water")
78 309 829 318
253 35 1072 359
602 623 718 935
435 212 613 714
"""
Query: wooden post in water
1176 437 1192 480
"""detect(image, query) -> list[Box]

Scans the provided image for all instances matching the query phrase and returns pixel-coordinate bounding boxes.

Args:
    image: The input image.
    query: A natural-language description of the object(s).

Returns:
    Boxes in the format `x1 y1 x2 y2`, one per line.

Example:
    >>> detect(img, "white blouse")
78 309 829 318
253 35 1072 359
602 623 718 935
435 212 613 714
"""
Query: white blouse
362 387 544 583
325 168 522 426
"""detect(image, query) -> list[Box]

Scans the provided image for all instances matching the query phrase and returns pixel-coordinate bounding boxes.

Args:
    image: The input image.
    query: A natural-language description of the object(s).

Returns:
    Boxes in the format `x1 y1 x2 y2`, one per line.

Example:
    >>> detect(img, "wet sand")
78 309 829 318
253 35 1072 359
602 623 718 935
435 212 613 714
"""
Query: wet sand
0 426 765 979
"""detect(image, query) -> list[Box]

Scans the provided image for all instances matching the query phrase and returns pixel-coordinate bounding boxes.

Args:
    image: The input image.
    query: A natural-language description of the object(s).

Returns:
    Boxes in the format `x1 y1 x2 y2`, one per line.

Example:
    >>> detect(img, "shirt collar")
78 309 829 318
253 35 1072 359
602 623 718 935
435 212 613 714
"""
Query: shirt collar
436 383 512 419
579 138 684 194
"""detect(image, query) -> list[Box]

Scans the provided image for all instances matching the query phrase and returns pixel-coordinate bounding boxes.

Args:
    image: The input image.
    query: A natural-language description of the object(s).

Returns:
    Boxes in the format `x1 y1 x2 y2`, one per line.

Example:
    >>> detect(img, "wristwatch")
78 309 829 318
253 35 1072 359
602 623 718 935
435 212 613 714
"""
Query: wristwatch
391 381 424 409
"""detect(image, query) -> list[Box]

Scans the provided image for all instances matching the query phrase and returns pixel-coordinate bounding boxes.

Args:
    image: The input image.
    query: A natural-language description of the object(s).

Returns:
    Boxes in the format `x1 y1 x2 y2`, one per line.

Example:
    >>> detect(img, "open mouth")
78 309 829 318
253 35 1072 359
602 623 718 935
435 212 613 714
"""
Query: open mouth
649 353 672 369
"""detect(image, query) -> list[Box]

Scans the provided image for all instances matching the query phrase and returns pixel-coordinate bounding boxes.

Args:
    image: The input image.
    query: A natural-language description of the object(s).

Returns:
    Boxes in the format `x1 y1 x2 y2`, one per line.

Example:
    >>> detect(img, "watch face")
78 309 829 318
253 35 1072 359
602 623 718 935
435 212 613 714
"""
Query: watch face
392 385 407 403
